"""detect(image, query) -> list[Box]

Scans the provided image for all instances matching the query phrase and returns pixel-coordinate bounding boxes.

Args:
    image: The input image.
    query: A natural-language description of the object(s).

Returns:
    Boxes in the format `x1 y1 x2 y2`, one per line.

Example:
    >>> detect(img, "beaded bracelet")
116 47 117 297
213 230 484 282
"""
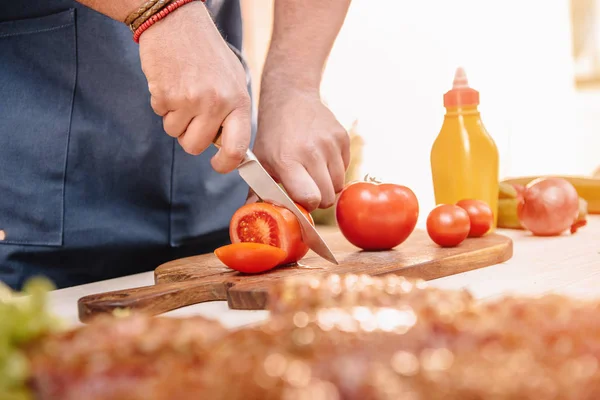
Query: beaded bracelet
133 0 202 43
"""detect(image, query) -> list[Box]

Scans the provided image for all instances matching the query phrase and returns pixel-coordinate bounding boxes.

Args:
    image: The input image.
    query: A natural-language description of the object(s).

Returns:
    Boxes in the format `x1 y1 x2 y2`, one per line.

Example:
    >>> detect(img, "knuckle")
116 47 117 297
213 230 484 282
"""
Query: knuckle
335 128 350 144
149 85 172 107
321 129 349 152
147 82 161 96
150 98 162 114
222 144 247 162
273 156 295 173
201 86 222 112
182 84 222 106
183 87 202 105
179 139 204 156
301 145 321 163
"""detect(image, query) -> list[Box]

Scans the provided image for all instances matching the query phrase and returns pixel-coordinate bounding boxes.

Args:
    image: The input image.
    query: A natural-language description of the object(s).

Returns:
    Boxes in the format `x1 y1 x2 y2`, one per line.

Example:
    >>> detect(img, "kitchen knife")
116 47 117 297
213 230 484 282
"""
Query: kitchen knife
213 130 338 265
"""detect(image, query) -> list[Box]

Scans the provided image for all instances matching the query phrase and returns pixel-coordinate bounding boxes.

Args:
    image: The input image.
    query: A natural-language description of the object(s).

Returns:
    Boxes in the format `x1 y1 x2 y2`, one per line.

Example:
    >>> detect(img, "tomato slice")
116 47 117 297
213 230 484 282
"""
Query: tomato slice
214 243 287 274
229 202 314 265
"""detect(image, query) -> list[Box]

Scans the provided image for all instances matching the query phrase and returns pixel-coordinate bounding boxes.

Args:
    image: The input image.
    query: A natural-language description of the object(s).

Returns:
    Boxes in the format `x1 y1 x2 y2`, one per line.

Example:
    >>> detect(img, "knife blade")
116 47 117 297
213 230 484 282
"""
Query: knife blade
212 130 338 265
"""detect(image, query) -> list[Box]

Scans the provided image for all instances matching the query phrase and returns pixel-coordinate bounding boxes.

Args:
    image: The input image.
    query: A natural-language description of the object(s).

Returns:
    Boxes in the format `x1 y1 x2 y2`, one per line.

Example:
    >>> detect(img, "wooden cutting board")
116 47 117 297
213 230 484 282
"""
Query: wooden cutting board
77 228 513 322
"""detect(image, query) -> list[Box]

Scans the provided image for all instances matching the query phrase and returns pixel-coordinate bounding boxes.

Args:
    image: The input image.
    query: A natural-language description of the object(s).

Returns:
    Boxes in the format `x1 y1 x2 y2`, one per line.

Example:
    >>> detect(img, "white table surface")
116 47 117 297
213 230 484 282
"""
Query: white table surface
49 216 600 329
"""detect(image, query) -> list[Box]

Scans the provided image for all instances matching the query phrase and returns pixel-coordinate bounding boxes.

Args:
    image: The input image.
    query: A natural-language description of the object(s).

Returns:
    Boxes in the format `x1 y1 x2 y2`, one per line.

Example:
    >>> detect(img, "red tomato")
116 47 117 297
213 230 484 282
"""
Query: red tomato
230 202 314 265
426 204 470 247
456 199 494 238
335 180 419 250
214 243 287 274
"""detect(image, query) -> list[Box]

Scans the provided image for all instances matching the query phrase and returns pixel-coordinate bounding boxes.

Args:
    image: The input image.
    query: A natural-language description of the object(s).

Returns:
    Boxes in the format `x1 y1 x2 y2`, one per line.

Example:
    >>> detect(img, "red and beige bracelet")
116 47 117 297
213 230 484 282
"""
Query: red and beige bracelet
132 0 204 43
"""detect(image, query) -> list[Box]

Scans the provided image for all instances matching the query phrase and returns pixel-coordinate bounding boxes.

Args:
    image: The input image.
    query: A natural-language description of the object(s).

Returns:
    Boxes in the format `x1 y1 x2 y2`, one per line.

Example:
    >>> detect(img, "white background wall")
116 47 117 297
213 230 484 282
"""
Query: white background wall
241 0 600 225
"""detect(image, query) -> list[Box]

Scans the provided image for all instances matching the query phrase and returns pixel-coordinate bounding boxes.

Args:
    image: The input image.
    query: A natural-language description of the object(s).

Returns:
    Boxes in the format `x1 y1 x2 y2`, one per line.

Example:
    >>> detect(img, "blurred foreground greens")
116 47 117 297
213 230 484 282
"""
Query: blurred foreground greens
0 277 63 400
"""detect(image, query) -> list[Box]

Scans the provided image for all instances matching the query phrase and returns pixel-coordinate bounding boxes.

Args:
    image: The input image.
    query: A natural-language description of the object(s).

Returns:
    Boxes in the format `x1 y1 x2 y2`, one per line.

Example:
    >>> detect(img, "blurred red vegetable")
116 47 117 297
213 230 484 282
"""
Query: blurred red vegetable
517 177 579 236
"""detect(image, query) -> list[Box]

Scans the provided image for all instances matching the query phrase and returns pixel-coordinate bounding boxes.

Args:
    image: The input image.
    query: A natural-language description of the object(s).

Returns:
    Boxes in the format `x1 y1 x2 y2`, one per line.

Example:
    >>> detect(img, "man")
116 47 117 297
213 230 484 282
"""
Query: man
0 0 351 290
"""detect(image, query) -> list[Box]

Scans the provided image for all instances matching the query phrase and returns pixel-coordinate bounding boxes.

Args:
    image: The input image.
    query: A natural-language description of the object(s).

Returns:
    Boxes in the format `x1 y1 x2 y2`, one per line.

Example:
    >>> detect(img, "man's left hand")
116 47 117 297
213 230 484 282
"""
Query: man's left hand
252 86 350 212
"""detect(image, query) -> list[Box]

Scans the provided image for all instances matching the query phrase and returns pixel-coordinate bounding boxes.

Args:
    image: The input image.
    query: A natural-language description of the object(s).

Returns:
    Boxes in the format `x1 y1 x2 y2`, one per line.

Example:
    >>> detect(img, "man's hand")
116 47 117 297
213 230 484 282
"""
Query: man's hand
139 2 251 173
254 85 350 212
252 0 352 211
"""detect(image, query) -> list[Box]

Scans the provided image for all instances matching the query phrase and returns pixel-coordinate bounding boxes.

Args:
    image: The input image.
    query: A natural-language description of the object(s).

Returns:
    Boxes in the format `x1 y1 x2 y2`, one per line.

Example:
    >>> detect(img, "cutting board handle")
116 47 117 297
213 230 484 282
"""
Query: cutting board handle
77 279 225 323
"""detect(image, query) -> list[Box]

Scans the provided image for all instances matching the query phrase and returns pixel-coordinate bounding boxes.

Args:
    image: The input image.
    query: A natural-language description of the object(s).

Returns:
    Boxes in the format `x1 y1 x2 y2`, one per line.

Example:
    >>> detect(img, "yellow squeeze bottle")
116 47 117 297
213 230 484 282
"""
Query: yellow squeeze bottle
430 67 499 229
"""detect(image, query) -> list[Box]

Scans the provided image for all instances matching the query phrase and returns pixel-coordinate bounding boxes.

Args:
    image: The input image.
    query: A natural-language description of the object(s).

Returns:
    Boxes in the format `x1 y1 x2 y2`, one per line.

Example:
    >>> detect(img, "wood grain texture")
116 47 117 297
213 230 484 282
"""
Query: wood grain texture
78 229 512 322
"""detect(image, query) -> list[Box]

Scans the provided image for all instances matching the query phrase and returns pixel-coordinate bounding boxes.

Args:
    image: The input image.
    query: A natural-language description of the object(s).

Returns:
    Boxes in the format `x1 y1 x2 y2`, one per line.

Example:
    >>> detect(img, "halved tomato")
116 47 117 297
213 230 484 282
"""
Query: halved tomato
229 202 314 265
215 243 287 274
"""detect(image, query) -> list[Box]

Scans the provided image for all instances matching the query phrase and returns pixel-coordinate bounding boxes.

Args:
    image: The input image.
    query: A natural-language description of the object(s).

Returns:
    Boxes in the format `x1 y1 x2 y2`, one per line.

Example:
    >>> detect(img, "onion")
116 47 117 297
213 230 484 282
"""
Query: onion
512 183 526 198
517 177 579 236
570 197 588 234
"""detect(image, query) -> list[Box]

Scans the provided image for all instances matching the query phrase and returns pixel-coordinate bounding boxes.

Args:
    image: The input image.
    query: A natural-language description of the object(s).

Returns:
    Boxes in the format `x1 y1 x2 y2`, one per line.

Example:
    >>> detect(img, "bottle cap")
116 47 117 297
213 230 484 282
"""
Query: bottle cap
443 67 480 107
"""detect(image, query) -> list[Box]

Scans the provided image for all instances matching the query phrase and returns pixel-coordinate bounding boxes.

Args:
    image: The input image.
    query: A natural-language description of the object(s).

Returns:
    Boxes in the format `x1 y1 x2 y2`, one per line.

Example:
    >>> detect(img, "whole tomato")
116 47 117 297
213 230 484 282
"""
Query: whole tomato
456 199 494 237
230 202 314 265
427 204 470 247
335 178 419 250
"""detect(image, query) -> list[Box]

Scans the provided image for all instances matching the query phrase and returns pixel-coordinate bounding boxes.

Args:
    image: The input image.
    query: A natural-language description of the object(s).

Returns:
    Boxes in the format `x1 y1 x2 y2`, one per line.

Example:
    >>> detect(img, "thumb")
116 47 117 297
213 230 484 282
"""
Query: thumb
211 107 251 174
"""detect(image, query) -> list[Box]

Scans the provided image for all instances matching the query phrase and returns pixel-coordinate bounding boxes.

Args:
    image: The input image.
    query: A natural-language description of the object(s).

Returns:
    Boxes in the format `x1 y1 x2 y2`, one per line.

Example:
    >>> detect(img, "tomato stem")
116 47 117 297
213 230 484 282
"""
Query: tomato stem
363 174 381 184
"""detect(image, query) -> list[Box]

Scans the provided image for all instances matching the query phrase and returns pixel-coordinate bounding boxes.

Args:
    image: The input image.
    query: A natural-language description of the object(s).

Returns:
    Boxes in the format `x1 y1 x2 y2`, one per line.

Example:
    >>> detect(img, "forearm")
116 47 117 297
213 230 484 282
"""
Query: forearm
75 0 142 22
261 0 351 92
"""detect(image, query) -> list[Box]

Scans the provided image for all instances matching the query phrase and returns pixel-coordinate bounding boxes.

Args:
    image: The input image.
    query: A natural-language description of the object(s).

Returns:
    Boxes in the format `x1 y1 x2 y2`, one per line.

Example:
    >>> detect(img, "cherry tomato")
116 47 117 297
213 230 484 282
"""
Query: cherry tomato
456 199 494 238
426 204 470 247
230 202 314 265
215 243 287 274
335 179 419 250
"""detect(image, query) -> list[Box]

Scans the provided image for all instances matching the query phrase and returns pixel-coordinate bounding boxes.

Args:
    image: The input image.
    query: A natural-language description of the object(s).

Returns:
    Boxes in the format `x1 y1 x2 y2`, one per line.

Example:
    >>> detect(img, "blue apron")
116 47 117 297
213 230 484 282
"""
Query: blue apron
0 0 255 289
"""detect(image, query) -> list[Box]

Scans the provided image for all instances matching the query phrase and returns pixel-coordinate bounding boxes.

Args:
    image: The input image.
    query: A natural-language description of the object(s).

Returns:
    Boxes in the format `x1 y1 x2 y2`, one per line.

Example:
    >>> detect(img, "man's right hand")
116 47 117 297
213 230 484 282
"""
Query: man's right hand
138 2 252 173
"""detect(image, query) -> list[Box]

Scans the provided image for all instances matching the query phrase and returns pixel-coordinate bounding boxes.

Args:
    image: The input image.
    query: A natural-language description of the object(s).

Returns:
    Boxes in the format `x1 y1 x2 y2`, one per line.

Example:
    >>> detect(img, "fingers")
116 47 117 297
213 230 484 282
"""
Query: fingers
277 163 321 212
328 157 346 194
151 95 169 117
341 136 351 170
265 133 347 210
163 109 194 138
304 158 336 209
145 40 252 166
177 116 220 156
155 86 251 170
211 105 252 173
